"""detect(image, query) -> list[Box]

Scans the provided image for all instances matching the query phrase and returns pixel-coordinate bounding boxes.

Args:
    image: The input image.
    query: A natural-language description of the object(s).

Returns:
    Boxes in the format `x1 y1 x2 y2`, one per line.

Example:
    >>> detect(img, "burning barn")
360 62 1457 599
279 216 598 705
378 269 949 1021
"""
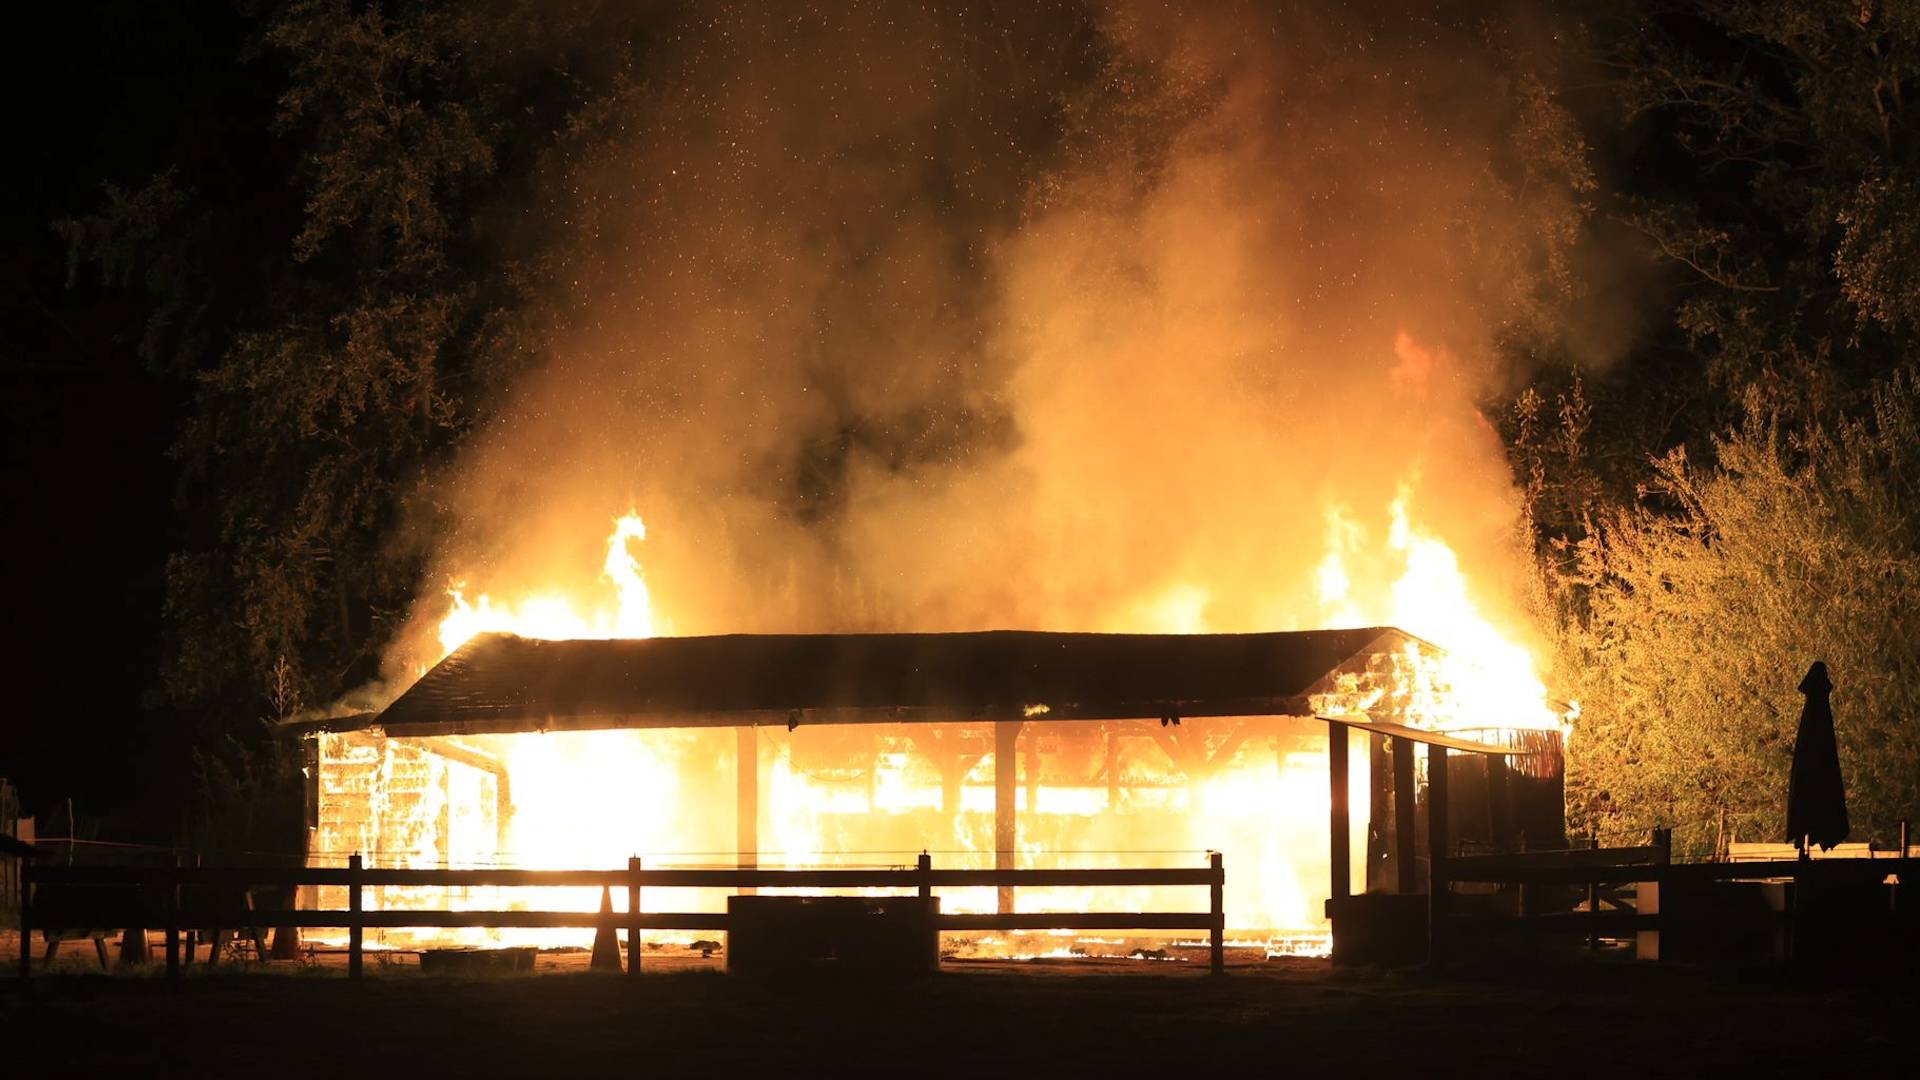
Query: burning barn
293 626 1563 955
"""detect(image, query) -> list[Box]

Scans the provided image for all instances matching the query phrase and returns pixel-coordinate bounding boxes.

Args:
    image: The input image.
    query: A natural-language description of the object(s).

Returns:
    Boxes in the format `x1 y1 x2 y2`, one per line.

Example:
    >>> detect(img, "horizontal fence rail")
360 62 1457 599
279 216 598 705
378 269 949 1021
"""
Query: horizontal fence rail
1431 834 1915 962
17 853 1229 980
25 866 1225 890
1442 855 1914 887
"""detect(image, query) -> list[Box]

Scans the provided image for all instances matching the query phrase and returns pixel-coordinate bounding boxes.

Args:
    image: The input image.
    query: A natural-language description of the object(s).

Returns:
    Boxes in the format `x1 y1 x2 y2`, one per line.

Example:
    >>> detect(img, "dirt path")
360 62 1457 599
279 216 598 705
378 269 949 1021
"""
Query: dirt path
3 938 1912 1077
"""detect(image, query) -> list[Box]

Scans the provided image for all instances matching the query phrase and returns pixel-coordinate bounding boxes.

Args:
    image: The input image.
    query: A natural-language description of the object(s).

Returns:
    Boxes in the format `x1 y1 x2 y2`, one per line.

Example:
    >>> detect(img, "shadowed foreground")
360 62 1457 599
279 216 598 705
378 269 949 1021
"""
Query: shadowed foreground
3 957 1912 1078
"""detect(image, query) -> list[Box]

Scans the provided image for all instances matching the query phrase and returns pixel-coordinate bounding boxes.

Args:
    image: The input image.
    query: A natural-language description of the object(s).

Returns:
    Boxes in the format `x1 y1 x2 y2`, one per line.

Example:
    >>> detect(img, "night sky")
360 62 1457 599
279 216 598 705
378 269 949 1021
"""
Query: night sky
4 3 271 831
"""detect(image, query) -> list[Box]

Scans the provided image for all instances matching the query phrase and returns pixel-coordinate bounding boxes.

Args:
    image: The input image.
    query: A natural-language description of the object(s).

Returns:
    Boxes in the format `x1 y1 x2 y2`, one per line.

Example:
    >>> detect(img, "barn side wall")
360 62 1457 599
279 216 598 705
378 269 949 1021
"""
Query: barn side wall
310 733 501 917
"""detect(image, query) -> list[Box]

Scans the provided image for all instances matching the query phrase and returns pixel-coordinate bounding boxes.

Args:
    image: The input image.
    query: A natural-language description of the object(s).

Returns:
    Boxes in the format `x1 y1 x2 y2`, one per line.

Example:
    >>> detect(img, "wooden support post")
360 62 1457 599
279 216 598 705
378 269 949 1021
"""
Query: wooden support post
1328 722 1351 909
917 851 933 902
1426 747 1449 967
1024 729 1042 816
348 853 363 981
17 859 29 979
436 767 452 880
940 739 962 820
1487 753 1514 851
1392 737 1417 895
164 854 181 979
1153 728 1199 787
995 720 1021 915
1104 729 1119 811
1901 819 1910 859
627 856 643 979
1209 851 1225 976
915 730 982 833
1367 734 1389 893
737 726 758 897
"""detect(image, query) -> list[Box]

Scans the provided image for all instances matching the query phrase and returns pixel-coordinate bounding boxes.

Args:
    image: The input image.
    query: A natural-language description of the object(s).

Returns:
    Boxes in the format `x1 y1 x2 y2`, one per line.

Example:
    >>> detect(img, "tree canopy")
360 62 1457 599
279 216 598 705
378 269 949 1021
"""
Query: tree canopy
61 1 670 722
1533 0 1920 849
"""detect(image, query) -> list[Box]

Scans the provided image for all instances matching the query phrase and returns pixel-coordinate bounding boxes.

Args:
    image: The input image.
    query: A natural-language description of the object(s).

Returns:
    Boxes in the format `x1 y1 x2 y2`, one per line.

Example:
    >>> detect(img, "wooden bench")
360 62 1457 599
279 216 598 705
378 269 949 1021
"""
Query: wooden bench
31 881 161 968
29 879 275 968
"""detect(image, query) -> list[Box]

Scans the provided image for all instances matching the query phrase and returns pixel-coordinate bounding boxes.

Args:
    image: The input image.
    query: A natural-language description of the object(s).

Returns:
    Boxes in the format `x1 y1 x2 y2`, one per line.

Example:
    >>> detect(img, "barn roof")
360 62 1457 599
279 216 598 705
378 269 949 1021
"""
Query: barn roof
318 627 1420 738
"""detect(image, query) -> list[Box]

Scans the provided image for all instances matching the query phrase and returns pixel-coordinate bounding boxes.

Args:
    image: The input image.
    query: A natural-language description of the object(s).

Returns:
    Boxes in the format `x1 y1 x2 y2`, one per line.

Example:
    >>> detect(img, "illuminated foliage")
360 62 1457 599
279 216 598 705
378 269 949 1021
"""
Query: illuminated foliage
1560 368 1920 851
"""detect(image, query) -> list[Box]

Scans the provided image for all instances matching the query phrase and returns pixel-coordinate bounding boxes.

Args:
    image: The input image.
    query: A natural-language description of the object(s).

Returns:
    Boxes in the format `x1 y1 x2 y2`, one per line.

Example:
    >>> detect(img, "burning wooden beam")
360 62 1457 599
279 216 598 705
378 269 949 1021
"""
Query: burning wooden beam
996 720 1021 915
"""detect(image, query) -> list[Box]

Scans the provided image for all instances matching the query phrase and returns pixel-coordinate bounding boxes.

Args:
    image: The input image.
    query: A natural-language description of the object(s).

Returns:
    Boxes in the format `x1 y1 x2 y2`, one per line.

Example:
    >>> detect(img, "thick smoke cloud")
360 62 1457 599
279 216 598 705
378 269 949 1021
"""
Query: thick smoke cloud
393 1 1601 669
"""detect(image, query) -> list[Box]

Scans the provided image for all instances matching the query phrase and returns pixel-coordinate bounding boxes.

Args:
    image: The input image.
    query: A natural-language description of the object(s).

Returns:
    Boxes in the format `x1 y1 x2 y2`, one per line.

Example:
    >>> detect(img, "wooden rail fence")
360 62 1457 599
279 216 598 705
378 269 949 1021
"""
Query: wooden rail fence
18 852 1228 978
1433 835 1915 962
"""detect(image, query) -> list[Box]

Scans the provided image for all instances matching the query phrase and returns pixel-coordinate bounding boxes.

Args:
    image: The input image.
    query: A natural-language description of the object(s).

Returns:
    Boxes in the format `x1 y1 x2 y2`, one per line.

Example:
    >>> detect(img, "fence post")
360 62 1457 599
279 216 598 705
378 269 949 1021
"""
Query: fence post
1328 722 1350 908
1901 820 1910 859
918 852 938 972
627 856 642 980
17 858 29 979
184 851 200 969
1209 851 1225 976
1586 837 1601 952
164 854 181 979
1639 828 1671 962
348 853 363 981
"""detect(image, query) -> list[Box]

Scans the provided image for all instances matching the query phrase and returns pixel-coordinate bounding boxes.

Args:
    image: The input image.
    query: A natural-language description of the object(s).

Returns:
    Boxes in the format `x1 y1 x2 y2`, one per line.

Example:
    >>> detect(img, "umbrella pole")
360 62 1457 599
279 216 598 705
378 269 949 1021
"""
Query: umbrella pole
1896 814 1912 914
1788 847 1805 969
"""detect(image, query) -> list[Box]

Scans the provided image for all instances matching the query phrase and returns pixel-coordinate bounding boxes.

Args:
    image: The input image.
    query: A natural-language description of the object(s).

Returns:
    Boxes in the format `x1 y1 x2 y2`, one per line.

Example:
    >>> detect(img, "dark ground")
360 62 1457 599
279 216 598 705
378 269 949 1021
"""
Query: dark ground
3 953 1912 1078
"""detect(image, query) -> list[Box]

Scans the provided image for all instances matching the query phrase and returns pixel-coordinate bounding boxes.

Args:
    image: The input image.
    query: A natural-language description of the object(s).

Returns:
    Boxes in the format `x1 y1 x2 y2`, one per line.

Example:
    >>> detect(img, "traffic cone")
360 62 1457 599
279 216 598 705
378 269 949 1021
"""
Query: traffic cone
116 927 151 967
269 885 301 959
591 886 623 971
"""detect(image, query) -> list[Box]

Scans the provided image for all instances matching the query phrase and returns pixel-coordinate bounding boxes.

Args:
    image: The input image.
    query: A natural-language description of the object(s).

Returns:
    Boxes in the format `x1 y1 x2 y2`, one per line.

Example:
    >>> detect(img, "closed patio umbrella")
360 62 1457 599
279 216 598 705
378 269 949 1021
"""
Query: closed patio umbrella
1786 661 1849 852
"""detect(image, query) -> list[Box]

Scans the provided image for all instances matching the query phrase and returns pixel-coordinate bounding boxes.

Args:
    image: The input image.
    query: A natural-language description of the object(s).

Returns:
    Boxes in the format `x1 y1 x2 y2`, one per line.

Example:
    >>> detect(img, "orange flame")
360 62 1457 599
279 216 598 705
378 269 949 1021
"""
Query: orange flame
437 511 658 659
326 330 1568 952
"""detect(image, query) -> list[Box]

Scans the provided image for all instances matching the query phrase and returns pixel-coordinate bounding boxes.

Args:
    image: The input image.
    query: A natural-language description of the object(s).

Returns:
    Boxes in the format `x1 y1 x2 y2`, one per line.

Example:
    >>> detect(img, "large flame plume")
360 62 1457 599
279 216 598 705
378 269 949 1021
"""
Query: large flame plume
312 441 1565 950
437 513 658 658
324 3 1605 952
